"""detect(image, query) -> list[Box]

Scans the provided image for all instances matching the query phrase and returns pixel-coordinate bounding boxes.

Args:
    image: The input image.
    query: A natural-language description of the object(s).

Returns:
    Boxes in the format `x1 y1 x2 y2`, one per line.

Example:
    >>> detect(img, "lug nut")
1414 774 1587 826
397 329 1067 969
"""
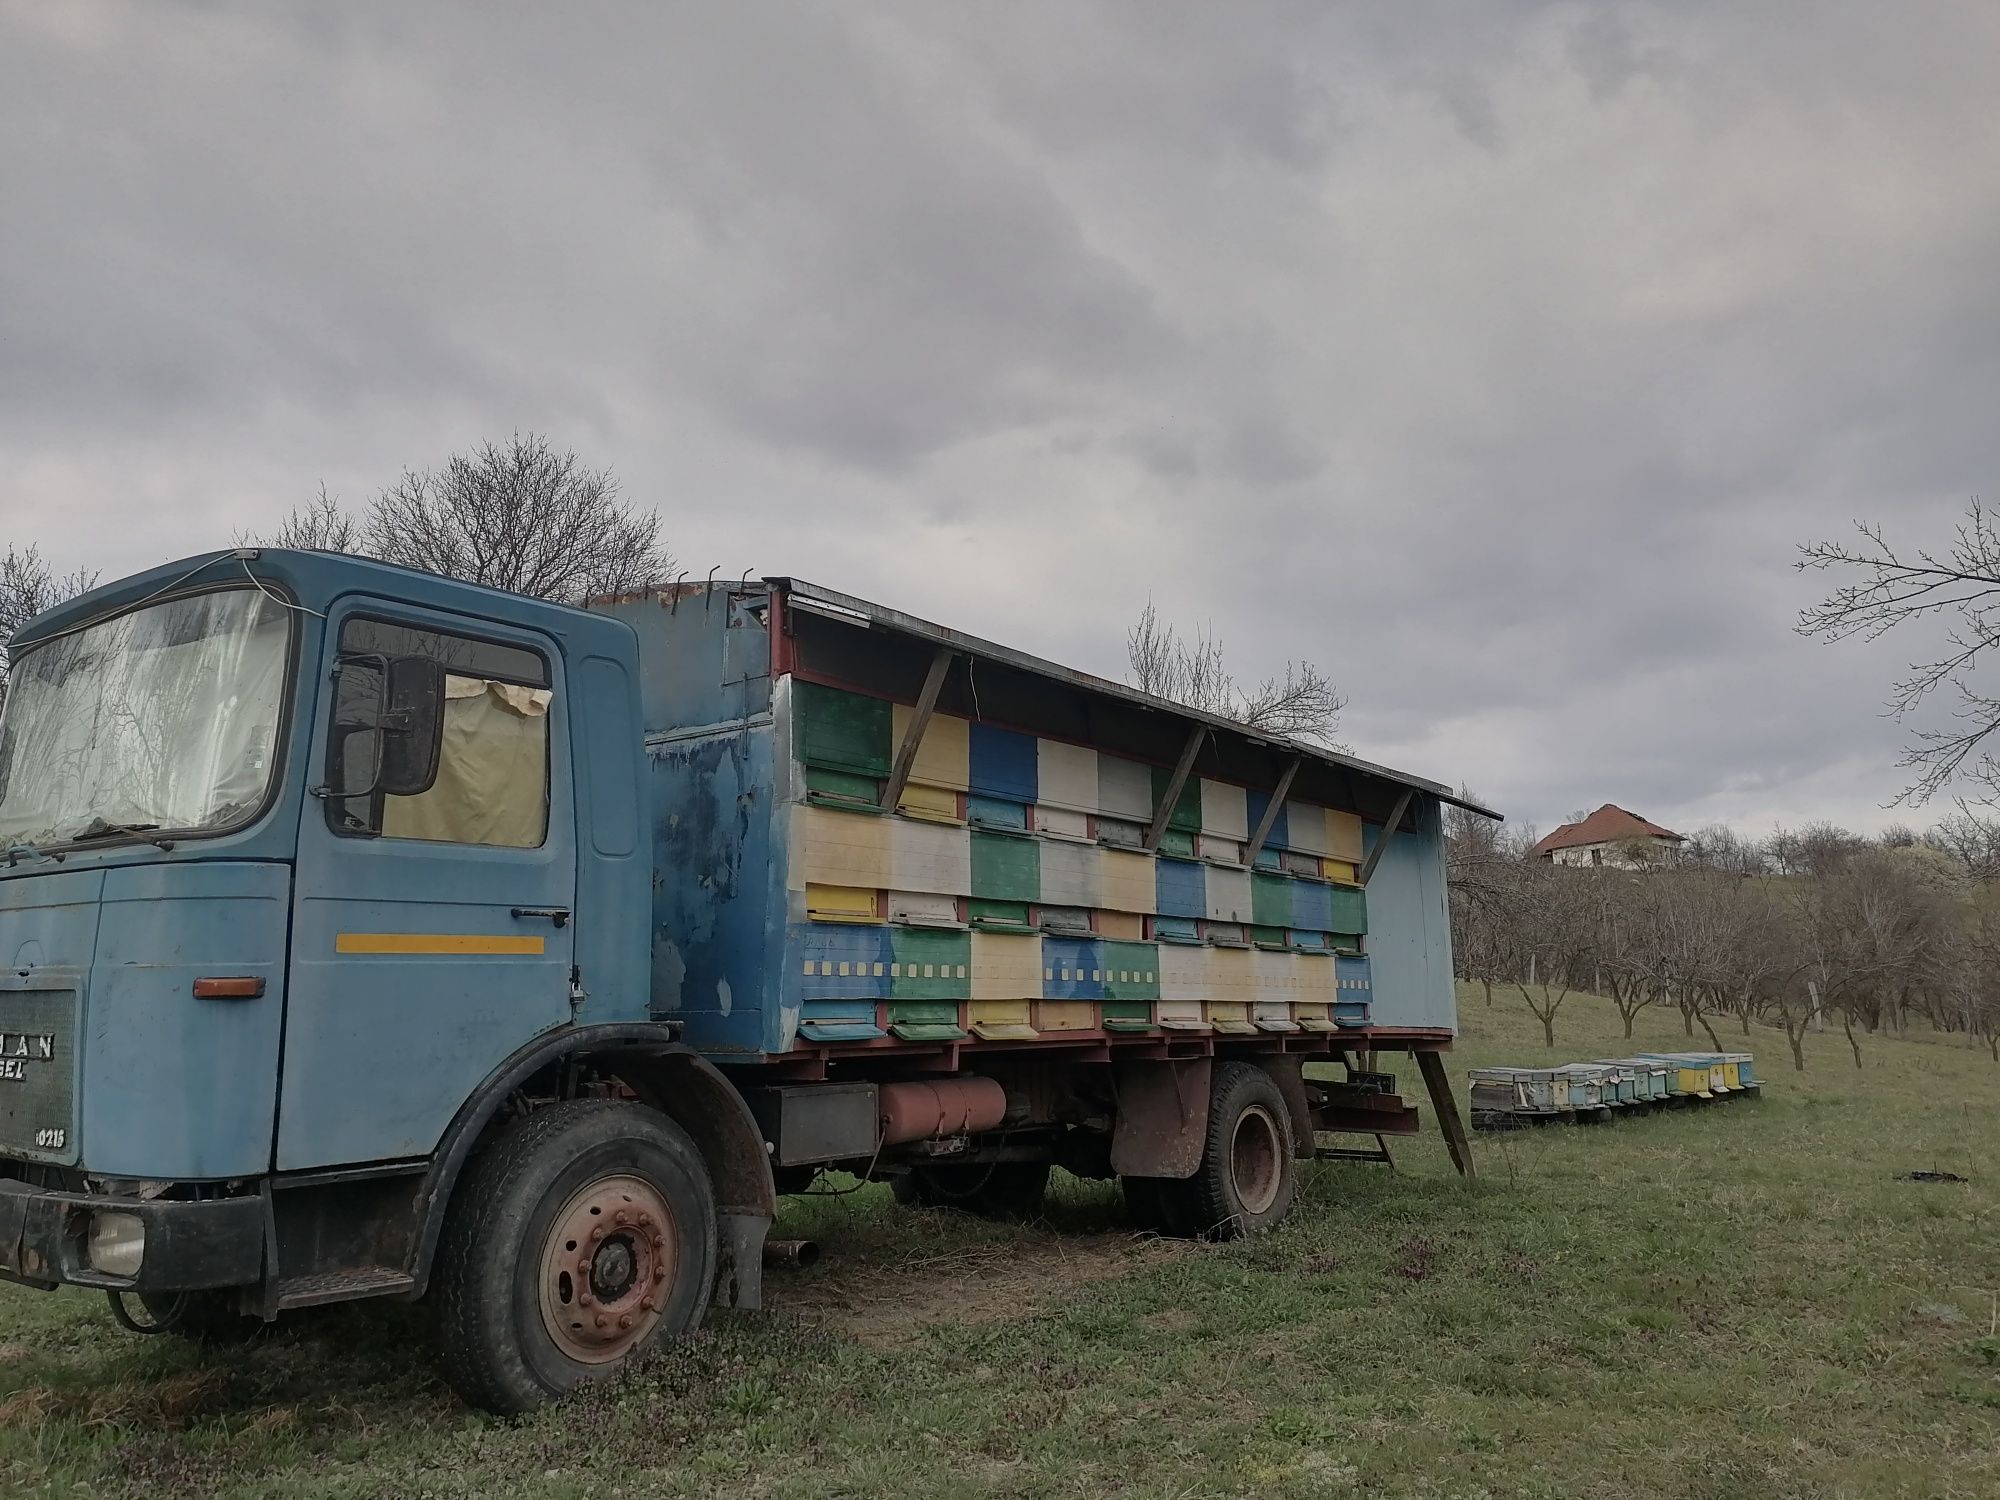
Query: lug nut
614 1210 629 1226
590 1225 604 1241
594 1314 609 1329
637 1212 652 1227
618 1315 633 1330
641 1296 657 1312
579 1291 593 1306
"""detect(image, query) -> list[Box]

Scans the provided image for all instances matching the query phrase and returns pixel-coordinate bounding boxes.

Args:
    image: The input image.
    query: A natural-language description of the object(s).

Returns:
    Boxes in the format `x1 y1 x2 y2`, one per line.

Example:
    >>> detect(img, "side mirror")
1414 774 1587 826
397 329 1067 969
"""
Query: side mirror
378 656 445 797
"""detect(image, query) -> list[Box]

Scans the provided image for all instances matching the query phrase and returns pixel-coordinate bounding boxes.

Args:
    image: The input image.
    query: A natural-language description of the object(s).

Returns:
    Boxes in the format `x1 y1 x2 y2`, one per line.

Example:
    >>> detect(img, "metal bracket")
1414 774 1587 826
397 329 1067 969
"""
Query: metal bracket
1143 725 1208 852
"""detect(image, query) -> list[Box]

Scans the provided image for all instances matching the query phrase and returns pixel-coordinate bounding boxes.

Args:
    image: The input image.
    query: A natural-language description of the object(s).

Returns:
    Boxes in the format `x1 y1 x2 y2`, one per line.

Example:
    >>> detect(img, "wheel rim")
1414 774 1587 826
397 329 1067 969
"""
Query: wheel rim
537 1173 677 1365
1229 1104 1283 1217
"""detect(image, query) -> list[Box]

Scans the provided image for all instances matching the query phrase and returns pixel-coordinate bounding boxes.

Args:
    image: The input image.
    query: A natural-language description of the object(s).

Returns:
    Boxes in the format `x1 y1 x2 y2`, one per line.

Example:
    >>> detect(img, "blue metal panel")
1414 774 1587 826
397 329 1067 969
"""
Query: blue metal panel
281 594 579 1172
1155 857 1206 919
969 722 1038 803
1245 790 1290 851
1353 799 1454 1031
85 862 288 1179
1041 936 1105 1001
646 716 785 1057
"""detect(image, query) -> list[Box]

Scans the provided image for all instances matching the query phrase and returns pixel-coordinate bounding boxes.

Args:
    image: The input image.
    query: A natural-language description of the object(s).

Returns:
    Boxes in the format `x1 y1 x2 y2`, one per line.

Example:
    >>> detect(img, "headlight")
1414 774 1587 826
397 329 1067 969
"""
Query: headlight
88 1210 146 1278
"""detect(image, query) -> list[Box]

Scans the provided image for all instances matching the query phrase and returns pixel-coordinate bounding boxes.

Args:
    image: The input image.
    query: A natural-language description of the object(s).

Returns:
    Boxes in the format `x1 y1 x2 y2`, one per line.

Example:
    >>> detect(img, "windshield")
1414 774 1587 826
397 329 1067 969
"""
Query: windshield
0 587 291 848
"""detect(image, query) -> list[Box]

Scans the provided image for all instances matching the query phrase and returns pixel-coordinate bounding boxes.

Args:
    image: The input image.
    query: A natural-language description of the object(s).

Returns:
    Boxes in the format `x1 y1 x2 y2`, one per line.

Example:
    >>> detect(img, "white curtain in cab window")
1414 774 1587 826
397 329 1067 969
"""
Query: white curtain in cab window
381 676 550 848
0 589 288 846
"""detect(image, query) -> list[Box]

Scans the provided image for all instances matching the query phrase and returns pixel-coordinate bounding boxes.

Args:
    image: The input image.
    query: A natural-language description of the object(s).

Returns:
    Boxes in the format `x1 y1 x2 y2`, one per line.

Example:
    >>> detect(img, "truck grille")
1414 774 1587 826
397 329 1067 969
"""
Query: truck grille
0 988 77 1164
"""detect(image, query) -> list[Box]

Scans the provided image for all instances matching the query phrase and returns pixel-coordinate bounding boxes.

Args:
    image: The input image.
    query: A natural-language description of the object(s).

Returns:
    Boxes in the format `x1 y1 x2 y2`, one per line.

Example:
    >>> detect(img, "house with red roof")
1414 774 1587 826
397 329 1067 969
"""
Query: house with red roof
1530 804 1685 869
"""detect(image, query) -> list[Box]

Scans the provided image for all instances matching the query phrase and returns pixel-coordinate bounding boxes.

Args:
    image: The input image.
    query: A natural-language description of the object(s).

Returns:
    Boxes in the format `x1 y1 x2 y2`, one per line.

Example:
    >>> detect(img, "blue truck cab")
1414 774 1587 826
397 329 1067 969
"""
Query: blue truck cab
0 548 1489 1412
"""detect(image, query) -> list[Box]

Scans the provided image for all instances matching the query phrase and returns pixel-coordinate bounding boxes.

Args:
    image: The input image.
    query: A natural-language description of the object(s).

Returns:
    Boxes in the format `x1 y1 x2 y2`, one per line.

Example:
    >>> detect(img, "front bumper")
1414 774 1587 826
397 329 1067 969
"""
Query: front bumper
0 1178 264 1292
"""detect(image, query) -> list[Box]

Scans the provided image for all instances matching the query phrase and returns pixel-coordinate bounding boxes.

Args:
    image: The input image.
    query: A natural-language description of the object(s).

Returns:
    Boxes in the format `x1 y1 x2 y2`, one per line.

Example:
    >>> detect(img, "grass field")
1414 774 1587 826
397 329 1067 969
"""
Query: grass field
4 987 1998 1499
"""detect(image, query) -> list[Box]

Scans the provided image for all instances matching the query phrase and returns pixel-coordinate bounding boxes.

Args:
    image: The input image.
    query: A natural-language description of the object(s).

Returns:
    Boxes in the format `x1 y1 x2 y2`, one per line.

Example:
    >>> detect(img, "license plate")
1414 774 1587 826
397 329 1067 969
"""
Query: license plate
0 990 75 1164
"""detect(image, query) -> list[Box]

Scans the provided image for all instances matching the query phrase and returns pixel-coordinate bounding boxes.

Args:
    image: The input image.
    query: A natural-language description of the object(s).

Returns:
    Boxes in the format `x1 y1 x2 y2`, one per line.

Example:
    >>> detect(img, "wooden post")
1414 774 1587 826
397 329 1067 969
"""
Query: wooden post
880 647 955 812
1357 786 1414 888
1143 725 1208 852
1415 1049 1474 1178
1243 756 1301 865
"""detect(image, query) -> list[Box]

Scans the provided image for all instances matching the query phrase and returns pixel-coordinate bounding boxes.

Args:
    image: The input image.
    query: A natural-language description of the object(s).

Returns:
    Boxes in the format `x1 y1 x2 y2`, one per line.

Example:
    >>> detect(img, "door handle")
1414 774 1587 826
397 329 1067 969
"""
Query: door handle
511 907 571 929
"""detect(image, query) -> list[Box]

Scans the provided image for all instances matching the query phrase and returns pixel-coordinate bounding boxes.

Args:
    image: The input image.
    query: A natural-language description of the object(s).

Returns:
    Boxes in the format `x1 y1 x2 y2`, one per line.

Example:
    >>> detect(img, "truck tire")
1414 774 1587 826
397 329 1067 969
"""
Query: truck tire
891 1161 1050 1219
1160 1061 1296 1240
431 1099 717 1414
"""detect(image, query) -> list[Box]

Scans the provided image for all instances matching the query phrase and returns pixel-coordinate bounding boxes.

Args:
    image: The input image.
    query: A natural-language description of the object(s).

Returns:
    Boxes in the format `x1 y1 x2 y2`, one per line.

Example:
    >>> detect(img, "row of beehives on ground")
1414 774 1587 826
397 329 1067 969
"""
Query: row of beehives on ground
1467 1053 1760 1130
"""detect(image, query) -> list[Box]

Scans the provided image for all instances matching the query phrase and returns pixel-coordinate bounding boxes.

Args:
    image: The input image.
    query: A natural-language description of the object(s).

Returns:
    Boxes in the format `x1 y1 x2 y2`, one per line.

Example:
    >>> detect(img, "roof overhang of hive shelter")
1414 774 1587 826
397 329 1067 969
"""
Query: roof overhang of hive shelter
768 577 1502 828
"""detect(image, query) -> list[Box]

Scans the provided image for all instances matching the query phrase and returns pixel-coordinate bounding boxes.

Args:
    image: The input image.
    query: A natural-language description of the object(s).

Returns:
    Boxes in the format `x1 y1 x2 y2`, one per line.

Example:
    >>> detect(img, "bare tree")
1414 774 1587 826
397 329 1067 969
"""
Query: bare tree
0 545 98 704
1798 501 2000 803
260 484 363 553
263 434 674 605
1126 600 1346 744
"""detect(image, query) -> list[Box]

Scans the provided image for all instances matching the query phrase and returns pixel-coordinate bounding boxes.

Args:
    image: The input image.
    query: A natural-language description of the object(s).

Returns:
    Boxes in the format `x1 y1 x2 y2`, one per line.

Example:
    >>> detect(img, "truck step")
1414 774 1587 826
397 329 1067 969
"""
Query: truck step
276 1267 416 1310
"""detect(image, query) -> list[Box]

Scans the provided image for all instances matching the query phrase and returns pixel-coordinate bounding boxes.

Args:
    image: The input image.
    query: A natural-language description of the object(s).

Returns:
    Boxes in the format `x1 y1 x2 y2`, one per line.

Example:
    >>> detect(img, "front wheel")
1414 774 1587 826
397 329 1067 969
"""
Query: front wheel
431 1099 717 1414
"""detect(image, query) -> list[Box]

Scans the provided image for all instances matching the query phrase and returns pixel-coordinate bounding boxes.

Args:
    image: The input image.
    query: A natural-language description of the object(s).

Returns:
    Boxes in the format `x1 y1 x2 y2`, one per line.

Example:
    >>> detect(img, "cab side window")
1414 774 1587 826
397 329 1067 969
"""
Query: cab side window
325 619 553 848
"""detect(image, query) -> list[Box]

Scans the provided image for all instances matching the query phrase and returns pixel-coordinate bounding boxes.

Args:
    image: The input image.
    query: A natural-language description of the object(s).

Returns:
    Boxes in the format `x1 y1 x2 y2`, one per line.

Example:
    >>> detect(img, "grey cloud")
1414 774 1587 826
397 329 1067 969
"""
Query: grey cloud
3 0 1997 840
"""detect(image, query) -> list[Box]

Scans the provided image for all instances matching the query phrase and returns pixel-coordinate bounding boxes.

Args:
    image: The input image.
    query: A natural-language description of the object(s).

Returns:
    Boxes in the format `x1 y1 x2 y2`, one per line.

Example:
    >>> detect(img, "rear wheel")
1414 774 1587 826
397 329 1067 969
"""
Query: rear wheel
1160 1061 1296 1240
892 1161 1050 1219
431 1099 716 1414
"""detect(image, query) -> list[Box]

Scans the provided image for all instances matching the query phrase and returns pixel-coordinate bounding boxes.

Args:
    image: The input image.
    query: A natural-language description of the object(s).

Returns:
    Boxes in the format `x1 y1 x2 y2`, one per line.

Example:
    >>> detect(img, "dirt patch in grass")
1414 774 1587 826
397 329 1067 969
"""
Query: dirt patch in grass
775 1227 1182 1347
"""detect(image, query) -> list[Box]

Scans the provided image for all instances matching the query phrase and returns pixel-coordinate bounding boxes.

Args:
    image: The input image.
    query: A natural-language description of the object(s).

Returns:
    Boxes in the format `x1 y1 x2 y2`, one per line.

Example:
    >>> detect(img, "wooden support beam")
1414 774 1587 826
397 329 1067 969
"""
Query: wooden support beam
1356 785 1414 888
880 647 956 811
1415 1049 1475 1178
1242 756 1301 866
1143 725 1208 852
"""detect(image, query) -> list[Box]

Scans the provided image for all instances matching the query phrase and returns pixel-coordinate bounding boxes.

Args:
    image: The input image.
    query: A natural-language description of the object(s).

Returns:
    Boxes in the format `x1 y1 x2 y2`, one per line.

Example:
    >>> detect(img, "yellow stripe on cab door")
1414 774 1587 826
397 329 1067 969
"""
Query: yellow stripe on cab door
335 933 546 956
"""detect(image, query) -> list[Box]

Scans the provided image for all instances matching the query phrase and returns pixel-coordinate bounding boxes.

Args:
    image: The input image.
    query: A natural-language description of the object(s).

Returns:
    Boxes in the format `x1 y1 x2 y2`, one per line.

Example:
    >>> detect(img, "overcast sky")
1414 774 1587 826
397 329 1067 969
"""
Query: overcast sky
4 1 1996 838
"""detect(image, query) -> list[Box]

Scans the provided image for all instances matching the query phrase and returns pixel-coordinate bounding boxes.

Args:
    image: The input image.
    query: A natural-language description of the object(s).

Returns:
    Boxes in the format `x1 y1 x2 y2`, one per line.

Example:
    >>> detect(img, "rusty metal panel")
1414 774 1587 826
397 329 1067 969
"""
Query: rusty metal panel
796 803 893 891
1109 1058 1212 1178
1205 863 1252 924
890 816 972 896
1098 754 1154 823
891 703 970 791
970 929 1041 1000
1040 838 1102 908
1037 738 1097 813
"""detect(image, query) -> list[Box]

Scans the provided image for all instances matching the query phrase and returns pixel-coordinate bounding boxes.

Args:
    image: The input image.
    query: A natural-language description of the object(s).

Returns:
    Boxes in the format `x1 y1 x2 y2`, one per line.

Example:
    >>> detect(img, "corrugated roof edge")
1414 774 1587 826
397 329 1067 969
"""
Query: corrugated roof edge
767 577 1503 822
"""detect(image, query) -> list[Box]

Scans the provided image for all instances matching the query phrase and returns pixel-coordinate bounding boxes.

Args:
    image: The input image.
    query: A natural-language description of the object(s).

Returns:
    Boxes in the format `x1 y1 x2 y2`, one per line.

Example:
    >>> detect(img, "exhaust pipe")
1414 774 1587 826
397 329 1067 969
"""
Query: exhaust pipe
762 1238 821 1269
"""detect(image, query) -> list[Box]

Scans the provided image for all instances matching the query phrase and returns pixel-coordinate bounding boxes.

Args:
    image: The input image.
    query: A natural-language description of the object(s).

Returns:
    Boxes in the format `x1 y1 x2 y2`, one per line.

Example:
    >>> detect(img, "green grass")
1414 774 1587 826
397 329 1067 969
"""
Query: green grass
4 988 1998 1498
